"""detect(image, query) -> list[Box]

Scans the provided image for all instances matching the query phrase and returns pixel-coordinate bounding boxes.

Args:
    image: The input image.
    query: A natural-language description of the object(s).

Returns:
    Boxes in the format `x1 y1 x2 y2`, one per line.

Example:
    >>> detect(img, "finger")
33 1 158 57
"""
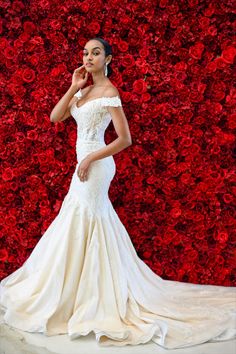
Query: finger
75 65 85 72
78 172 86 179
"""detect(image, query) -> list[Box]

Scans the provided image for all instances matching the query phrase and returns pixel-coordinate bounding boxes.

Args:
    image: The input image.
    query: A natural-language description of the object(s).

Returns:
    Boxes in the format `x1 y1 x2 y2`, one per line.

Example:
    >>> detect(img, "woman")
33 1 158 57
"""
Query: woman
0 37 235 349
50 37 132 183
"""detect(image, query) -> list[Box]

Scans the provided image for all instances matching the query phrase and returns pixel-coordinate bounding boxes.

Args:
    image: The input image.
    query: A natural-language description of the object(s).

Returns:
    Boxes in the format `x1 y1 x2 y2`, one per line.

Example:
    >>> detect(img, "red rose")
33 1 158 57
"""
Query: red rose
21 68 36 83
189 42 205 59
2 168 14 181
221 46 236 64
0 249 8 262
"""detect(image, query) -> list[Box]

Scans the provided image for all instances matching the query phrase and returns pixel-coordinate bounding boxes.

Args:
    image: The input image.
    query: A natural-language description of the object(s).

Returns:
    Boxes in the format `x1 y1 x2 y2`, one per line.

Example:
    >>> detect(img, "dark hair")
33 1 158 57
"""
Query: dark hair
89 37 113 77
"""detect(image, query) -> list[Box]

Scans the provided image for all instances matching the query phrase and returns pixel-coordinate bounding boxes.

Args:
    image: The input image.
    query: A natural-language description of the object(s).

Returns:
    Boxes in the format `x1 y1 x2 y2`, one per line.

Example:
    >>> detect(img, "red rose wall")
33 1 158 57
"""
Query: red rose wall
0 0 236 286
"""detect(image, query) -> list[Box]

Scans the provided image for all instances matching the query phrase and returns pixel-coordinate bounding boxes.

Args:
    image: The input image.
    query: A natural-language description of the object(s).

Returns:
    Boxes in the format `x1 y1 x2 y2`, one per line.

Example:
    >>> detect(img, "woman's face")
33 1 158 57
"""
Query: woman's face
82 40 110 74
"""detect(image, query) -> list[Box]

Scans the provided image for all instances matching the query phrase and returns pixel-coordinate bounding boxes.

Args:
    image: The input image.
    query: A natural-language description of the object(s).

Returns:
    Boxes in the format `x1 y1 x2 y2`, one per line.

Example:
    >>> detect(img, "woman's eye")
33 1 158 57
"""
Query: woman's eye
83 52 99 56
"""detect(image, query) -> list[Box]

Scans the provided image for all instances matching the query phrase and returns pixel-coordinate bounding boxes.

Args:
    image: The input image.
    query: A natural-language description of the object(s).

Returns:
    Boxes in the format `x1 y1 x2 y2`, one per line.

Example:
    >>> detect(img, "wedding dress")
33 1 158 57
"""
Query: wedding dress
0 88 235 349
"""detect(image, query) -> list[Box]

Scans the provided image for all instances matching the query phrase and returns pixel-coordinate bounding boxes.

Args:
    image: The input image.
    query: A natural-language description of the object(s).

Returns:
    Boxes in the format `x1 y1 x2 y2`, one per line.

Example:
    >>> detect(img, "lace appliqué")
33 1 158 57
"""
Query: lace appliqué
70 90 122 143
100 96 122 107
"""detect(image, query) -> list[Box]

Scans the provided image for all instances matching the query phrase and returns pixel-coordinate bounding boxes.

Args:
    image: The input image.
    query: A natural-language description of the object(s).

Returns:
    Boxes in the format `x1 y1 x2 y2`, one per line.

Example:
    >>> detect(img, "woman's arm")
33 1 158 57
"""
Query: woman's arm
50 84 78 123
50 65 89 123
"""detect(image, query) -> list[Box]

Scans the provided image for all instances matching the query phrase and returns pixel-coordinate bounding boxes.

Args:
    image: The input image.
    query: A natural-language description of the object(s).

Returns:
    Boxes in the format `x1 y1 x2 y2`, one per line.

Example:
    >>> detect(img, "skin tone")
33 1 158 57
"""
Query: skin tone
74 39 132 182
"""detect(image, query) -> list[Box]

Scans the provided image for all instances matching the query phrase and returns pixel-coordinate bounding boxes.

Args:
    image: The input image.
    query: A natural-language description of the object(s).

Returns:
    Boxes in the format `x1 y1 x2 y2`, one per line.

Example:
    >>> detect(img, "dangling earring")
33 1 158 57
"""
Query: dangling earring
104 62 108 76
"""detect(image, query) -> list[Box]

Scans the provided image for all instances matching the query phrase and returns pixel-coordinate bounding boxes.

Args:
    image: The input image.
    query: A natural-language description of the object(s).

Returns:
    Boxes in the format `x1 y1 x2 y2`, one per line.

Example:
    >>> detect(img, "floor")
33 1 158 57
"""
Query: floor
0 313 235 354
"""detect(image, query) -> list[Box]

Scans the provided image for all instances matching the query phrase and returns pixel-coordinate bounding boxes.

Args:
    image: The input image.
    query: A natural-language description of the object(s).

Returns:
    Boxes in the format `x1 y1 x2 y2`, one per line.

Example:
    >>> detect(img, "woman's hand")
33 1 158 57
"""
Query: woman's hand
77 156 93 182
72 65 89 88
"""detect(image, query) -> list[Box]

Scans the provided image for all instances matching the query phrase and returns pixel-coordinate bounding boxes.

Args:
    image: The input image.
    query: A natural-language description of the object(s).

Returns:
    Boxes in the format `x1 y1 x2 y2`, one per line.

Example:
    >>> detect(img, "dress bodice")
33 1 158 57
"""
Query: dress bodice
70 89 122 144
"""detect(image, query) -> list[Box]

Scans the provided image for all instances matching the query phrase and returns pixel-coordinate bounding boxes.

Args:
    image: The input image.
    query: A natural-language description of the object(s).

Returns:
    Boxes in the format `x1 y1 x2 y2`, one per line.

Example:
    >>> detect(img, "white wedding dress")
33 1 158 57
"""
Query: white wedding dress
0 88 235 349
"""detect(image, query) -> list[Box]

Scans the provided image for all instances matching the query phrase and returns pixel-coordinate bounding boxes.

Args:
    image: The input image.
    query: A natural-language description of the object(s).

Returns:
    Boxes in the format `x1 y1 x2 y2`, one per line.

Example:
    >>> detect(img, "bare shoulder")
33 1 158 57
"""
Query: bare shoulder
104 85 120 98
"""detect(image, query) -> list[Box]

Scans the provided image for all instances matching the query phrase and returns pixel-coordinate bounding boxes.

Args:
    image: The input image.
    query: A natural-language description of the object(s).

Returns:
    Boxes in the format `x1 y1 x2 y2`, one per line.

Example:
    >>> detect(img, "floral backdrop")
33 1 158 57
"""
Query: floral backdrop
1 0 235 286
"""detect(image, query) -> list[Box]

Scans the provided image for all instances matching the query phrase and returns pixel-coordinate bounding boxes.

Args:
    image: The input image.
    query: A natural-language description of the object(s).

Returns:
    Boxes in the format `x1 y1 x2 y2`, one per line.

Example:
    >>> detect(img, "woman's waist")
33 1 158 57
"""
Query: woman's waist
76 138 105 146
76 139 106 152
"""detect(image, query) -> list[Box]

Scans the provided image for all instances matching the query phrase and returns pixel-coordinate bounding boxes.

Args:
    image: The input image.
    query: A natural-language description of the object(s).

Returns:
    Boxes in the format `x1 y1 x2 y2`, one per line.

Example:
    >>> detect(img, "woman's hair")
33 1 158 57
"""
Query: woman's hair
89 37 113 77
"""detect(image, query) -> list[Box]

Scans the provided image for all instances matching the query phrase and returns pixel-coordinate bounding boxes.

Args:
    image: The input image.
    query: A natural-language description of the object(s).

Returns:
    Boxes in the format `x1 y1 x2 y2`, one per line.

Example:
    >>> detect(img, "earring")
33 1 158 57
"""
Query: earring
105 62 108 76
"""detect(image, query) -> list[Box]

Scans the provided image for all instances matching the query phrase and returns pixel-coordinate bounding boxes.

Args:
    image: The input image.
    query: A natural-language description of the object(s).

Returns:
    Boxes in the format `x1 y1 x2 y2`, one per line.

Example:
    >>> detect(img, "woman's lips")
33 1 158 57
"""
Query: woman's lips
86 63 93 67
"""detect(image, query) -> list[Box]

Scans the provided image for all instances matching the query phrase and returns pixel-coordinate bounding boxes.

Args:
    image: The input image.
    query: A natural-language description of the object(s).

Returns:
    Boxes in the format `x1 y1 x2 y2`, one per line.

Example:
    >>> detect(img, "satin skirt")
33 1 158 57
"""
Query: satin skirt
0 139 236 348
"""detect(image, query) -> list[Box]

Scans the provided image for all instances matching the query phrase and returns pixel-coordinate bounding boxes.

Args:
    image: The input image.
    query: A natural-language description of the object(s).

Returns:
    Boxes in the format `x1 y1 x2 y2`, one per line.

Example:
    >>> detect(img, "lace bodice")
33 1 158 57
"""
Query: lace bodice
70 88 122 143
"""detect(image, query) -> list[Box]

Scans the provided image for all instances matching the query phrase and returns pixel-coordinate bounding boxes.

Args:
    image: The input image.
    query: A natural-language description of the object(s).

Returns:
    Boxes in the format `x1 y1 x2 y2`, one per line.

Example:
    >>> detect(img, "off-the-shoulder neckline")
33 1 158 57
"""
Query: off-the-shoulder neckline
74 88 120 110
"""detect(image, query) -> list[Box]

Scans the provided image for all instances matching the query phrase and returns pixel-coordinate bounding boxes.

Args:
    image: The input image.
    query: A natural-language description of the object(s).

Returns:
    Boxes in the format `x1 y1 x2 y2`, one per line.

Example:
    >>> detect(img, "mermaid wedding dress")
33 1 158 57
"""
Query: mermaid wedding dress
0 88 235 349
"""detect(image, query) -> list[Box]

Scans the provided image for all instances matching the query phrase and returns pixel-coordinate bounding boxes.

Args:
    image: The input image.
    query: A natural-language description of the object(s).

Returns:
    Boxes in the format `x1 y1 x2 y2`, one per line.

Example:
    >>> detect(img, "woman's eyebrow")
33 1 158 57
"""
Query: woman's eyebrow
83 47 101 51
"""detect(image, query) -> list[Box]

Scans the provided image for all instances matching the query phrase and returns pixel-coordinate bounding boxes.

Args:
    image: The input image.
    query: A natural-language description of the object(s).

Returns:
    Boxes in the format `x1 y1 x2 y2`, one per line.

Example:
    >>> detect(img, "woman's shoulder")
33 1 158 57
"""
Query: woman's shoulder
103 85 120 98
81 84 120 98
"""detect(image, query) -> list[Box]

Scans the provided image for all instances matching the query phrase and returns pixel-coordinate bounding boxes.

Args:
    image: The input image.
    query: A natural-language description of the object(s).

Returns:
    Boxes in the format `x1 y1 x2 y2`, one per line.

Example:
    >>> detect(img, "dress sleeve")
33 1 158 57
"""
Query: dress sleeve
101 96 122 107
73 89 82 98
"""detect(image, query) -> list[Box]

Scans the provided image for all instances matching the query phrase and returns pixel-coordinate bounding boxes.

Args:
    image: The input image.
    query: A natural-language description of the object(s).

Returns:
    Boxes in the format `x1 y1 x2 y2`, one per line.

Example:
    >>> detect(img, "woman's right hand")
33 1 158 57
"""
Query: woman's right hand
72 65 89 89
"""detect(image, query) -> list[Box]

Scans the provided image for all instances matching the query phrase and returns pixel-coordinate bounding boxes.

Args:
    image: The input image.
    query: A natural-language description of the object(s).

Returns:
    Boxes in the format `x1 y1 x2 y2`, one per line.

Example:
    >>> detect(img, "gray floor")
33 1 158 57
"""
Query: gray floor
0 319 236 354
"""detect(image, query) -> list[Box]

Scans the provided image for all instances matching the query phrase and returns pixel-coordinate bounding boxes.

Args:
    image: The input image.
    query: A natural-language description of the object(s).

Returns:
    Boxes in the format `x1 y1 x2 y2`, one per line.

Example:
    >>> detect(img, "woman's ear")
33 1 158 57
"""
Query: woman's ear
106 55 112 65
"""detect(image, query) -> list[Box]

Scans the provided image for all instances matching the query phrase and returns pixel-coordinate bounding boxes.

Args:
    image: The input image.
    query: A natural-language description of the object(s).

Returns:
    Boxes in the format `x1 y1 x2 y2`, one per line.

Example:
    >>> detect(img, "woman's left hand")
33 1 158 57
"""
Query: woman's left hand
77 155 93 182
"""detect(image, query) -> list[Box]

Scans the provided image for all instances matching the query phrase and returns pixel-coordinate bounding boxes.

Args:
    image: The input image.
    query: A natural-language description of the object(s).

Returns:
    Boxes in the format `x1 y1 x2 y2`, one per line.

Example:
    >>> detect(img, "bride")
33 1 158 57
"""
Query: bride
0 37 235 349
50 37 132 183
